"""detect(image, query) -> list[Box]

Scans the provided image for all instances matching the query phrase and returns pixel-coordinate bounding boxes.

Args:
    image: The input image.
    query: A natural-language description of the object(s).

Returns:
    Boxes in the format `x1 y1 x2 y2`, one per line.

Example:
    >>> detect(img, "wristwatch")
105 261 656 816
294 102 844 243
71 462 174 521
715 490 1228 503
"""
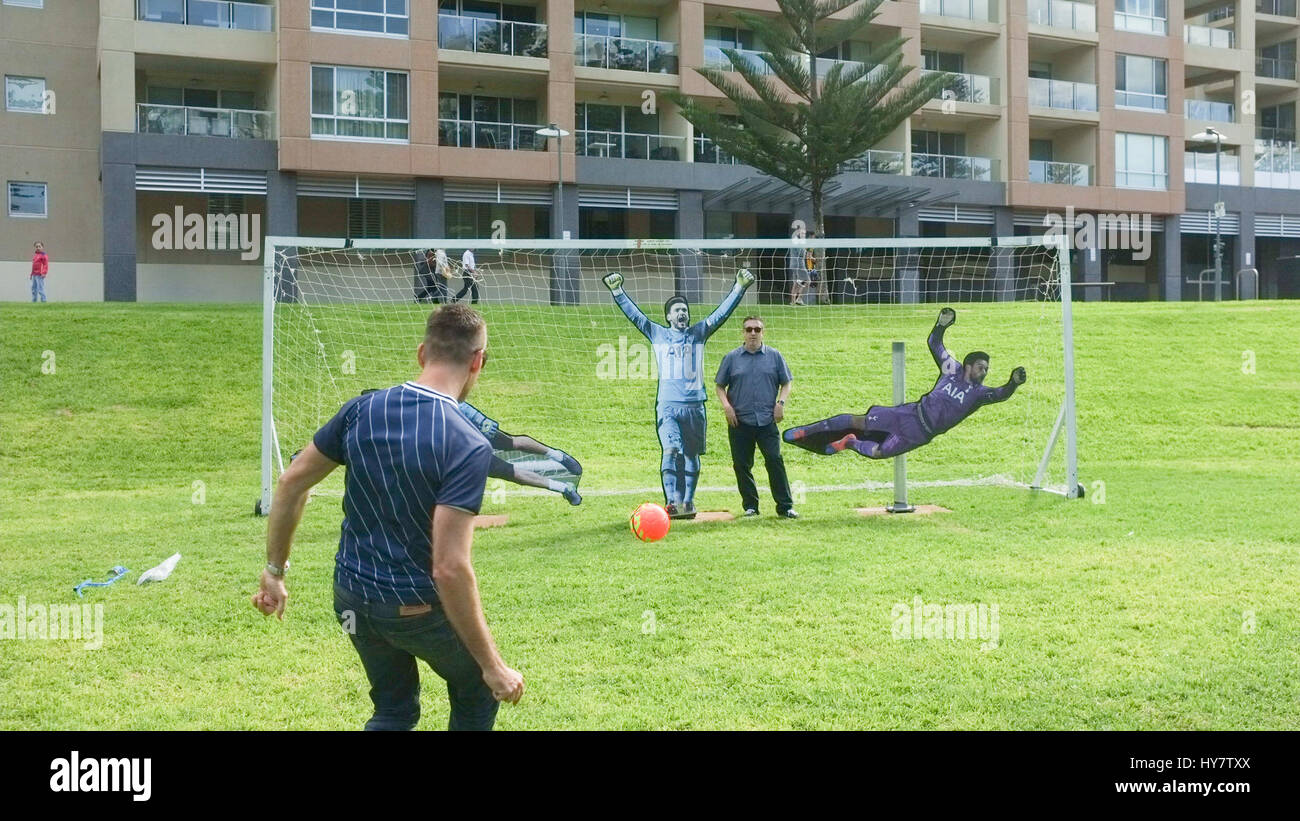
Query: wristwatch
265 561 289 577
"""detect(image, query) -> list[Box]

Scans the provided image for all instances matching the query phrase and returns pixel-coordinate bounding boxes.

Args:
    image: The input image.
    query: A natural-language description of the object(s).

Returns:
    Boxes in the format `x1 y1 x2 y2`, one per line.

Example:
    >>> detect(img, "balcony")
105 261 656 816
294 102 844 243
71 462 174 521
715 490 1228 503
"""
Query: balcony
137 103 273 138
922 70 997 104
137 0 272 31
1115 168 1167 189
1257 0 1298 16
1257 56 1298 80
1185 99 1235 123
576 33 678 74
577 130 686 160
437 15 548 58
1184 23 1234 48
920 0 995 22
1114 11 1168 35
1027 0 1096 32
1028 78 1097 111
695 136 740 164
1028 159 1092 185
704 47 771 75
911 152 997 181
1184 152 1241 185
1258 126 1297 141
1255 140 1300 188
1115 89 1168 111
438 120 547 150
840 149 906 174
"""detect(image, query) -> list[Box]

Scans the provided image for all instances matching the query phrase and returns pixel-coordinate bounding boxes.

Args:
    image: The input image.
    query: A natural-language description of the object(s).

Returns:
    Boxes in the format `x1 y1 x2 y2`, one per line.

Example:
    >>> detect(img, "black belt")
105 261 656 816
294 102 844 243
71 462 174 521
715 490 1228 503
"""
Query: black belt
915 403 935 438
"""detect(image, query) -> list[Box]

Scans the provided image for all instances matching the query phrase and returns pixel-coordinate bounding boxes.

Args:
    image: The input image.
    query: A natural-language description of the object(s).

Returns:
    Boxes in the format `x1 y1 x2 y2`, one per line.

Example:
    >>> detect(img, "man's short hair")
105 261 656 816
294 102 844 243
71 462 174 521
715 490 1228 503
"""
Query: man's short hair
424 304 485 365
664 295 689 317
743 315 764 328
963 351 990 368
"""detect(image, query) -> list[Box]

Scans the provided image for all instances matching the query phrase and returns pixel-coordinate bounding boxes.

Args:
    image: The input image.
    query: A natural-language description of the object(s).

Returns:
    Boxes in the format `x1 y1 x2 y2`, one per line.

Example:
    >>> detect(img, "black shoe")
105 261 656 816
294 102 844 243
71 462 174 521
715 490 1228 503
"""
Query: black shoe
679 501 697 520
666 503 684 519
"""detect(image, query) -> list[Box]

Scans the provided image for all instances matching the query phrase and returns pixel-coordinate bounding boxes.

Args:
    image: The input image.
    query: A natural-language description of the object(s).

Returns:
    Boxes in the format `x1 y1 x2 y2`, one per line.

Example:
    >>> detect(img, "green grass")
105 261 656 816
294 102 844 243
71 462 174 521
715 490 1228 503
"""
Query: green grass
1 301 1298 729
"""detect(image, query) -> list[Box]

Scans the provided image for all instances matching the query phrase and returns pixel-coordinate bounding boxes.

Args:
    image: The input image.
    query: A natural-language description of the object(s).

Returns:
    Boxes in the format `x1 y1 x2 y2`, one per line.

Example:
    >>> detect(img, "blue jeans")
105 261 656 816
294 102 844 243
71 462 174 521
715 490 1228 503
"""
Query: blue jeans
333 584 499 731
31 276 46 302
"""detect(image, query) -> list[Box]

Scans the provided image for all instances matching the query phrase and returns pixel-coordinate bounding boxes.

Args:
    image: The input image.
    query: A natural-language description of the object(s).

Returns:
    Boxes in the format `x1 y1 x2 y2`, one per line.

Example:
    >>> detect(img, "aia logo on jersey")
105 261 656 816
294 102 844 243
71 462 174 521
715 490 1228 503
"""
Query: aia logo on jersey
480 419 494 435
942 382 967 404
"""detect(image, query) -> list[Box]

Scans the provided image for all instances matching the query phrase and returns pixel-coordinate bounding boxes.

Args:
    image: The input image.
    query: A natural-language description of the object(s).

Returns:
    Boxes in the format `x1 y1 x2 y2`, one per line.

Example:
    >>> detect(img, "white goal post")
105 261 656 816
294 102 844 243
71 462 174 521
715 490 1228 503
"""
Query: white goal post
258 234 1080 514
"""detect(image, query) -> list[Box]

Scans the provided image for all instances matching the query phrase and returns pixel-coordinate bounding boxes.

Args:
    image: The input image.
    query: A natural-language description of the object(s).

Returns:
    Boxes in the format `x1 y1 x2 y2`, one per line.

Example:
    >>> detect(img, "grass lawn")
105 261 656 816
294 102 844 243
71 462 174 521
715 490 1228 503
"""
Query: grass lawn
1 300 1297 729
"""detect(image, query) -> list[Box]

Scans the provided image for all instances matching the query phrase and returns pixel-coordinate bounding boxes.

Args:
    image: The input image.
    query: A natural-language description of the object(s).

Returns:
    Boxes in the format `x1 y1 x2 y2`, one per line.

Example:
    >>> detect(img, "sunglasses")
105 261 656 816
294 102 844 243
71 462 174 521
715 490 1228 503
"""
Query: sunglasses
744 327 764 333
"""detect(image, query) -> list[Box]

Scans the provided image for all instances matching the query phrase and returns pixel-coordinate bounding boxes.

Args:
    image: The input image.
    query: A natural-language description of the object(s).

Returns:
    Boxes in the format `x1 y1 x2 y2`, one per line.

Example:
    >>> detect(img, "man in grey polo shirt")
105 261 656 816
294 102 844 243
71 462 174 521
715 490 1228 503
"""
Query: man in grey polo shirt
714 316 797 518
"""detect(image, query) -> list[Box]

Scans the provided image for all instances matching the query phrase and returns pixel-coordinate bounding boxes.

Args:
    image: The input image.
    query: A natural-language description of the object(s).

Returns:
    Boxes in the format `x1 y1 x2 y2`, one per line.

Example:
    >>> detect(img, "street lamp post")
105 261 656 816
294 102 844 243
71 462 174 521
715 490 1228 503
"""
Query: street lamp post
535 124 571 238
1192 127 1225 301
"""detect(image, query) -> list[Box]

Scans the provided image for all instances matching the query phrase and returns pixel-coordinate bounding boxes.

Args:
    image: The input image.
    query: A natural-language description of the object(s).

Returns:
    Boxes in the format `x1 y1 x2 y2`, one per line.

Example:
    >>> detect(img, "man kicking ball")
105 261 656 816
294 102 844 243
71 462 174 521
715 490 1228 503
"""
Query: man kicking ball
783 307 1026 458
603 268 755 518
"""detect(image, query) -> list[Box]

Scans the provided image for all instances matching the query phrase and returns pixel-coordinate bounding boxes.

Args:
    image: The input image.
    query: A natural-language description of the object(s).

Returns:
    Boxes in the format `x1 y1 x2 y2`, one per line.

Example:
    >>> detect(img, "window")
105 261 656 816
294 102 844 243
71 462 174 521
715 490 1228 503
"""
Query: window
911 130 965 156
1029 61 1052 80
1029 139 1054 161
3 0 45 7
705 26 757 50
8 181 47 217
311 0 409 37
922 50 964 73
311 66 409 141
1115 132 1167 189
347 199 383 238
1115 54 1167 111
1260 102 1296 142
574 12 657 39
1114 0 1167 34
438 92 541 148
5 75 47 114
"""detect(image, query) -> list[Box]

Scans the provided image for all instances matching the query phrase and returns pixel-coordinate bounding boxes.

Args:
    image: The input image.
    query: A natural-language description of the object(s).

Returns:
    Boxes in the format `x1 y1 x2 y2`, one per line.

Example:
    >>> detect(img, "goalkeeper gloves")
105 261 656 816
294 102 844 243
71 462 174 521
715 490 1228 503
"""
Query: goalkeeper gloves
736 269 756 289
602 272 624 292
1011 367 1027 385
937 307 956 327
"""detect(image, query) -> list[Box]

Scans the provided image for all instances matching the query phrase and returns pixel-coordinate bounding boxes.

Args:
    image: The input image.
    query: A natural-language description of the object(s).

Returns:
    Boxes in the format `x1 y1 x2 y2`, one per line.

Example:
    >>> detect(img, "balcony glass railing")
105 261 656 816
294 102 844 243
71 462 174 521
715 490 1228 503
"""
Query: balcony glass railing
1257 57 1298 80
1255 140 1300 188
1028 77 1098 111
920 0 994 22
703 46 773 75
576 33 678 73
911 152 996 181
1258 126 1297 141
1028 159 1092 185
1027 0 1096 32
437 15 548 57
1185 99 1235 122
1185 152 1241 185
137 103 273 138
137 0 272 31
438 120 547 151
840 149 906 174
922 70 997 104
576 130 686 160
1114 11 1168 34
695 136 740 164
1115 89 1168 111
1115 168 1168 189
1257 0 1298 16
1184 23 1234 48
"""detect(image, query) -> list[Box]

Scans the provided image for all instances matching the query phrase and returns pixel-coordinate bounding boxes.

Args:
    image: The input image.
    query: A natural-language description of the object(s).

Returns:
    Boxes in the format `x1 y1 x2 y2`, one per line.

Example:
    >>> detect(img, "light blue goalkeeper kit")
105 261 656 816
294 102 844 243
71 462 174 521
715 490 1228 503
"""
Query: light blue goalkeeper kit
610 282 748 508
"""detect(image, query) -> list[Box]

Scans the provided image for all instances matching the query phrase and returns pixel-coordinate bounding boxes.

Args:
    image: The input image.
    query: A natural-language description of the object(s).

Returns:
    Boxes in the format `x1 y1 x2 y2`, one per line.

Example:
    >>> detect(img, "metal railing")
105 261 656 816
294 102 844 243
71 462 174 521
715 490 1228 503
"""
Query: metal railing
1256 56 1298 80
1114 11 1168 35
703 47 773 75
695 136 740 164
1184 152 1241 184
922 70 997 104
919 0 994 22
137 0 272 31
438 120 547 151
1184 99 1235 122
1115 169 1168 189
437 15 548 58
1254 139 1300 188
840 149 906 174
911 152 996 181
1257 0 1298 16
137 102 273 138
1027 0 1096 32
1184 23 1234 48
1115 89 1168 111
1257 126 1296 142
576 130 686 160
1029 160 1091 185
1028 77 1098 111
576 33 678 73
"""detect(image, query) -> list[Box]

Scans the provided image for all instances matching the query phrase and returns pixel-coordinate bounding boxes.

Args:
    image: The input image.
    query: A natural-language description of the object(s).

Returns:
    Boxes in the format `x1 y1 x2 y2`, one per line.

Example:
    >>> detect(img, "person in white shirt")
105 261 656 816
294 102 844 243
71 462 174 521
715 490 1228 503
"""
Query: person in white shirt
455 249 480 304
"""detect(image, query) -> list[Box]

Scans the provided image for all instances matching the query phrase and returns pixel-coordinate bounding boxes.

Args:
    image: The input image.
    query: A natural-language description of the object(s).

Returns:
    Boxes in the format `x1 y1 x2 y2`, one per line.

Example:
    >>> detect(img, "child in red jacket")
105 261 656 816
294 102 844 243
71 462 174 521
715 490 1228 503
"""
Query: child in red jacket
30 241 48 303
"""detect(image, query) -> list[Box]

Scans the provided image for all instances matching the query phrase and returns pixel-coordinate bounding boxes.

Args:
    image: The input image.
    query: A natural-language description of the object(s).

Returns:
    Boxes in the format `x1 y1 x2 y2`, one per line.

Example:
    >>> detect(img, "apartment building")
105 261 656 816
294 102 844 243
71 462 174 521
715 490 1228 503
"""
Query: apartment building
2 0 1298 301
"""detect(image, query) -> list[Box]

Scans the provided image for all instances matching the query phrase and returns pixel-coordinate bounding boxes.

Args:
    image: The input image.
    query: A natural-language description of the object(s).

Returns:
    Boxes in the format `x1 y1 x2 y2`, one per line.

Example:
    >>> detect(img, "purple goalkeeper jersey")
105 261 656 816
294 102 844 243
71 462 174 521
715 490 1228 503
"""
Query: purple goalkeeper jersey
916 324 1017 436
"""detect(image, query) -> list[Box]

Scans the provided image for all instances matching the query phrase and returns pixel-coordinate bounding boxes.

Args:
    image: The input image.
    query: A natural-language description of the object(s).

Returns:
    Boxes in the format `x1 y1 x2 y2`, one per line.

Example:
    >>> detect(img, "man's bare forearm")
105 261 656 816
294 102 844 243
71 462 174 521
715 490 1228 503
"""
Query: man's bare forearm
266 482 310 566
434 565 504 673
777 381 792 404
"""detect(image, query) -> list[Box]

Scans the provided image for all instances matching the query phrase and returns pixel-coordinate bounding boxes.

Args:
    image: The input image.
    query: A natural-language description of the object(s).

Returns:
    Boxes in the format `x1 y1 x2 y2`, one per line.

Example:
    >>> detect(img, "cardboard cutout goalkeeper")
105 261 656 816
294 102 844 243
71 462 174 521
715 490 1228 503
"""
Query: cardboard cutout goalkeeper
602 268 755 518
783 308 1026 458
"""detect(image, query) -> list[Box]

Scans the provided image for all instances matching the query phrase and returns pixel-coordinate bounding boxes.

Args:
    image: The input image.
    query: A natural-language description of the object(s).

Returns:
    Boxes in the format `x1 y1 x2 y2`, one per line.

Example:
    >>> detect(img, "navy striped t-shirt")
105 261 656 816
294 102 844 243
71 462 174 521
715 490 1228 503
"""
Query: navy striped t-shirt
313 381 493 605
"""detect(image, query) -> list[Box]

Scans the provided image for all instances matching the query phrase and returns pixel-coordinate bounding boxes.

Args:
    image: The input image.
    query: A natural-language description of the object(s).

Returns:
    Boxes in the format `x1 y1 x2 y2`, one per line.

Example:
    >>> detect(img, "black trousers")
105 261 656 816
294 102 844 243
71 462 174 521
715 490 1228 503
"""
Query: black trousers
728 421 794 514
454 276 480 303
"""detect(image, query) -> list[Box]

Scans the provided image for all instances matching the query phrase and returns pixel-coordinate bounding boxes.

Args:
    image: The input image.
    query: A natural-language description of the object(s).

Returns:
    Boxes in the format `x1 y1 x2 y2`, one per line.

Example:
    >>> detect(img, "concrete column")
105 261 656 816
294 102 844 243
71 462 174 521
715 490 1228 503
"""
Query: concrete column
989 207 1015 301
413 177 445 238
1081 246 1103 303
550 182 578 239
102 160 136 302
267 171 299 303
1237 210 1257 299
1161 215 1182 301
895 207 920 304
675 190 704 302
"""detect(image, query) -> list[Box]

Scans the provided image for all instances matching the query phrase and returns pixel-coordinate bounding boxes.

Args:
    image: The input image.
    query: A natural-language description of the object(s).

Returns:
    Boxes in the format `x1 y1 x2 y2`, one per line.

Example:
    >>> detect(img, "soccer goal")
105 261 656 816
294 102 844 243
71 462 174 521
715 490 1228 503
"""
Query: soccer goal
258 235 1079 514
